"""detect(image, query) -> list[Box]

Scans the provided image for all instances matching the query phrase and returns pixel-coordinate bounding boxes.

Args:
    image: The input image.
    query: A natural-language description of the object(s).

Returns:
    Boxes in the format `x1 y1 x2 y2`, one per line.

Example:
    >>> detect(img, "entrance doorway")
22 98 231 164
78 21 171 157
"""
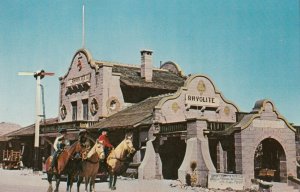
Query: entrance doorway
159 137 186 179
254 138 286 182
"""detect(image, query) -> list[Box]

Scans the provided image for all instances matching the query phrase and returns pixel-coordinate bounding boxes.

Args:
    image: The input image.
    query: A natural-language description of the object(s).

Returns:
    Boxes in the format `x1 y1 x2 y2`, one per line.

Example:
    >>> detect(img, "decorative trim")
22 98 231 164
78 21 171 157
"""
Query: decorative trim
77 56 82 71
106 97 121 113
60 105 67 120
61 48 99 80
172 102 180 113
224 106 230 116
197 80 206 94
90 98 99 115
156 74 240 112
240 100 295 132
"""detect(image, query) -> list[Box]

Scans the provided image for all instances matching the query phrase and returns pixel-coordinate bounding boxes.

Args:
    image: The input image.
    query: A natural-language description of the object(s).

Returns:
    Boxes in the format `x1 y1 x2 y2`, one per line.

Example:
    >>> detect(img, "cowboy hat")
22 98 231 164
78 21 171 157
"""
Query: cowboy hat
78 129 87 135
98 128 109 134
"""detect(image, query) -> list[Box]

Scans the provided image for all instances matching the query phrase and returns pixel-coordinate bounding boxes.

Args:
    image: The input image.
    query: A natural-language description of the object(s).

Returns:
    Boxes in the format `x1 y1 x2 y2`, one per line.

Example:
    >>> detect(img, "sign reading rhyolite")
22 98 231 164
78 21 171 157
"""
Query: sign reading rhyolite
185 94 219 107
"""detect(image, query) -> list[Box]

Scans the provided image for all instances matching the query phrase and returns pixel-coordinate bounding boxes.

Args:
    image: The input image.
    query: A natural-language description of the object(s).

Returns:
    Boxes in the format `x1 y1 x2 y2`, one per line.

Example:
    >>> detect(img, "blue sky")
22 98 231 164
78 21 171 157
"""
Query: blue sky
0 0 299 127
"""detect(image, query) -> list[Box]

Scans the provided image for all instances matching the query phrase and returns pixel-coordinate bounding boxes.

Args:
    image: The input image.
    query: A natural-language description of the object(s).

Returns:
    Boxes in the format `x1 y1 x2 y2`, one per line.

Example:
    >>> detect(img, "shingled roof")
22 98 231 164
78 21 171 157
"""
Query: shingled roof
0 122 21 136
0 122 22 141
112 64 185 90
1 117 58 139
92 95 168 130
5 124 35 137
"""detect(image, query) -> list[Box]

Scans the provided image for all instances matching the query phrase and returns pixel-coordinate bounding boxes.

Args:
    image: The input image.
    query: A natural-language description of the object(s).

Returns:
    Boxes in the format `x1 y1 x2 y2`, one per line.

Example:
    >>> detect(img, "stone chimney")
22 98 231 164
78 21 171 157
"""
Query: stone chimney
141 49 153 82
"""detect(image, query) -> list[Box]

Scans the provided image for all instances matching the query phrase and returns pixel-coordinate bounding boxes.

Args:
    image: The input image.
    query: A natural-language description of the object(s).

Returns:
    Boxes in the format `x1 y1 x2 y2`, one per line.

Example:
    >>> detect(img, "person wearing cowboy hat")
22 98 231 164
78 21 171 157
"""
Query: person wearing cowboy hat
78 129 88 145
98 128 113 158
51 128 68 170
98 128 114 173
78 129 91 159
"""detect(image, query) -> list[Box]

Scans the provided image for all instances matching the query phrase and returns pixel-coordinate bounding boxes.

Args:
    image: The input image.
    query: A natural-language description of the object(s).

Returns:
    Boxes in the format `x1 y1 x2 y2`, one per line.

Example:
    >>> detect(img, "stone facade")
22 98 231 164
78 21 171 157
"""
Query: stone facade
138 139 163 179
234 100 296 187
154 75 239 124
140 75 239 183
39 48 186 169
139 74 297 189
58 49 125 123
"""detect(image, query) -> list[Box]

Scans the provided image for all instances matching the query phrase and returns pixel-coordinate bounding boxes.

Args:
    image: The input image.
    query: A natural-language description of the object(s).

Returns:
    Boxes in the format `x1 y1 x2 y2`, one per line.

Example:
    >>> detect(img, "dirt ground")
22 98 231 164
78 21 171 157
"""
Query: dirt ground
0 169 256 192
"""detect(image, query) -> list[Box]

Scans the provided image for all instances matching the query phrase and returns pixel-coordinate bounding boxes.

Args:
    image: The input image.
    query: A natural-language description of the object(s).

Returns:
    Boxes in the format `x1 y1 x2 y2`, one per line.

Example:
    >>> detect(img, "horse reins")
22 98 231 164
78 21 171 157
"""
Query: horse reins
85 155 100 164
108 148 134 163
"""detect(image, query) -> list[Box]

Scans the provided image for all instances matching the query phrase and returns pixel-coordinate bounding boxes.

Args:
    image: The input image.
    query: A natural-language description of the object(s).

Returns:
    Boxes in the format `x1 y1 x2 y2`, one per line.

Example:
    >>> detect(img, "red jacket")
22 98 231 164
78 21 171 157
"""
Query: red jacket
98 134 113 148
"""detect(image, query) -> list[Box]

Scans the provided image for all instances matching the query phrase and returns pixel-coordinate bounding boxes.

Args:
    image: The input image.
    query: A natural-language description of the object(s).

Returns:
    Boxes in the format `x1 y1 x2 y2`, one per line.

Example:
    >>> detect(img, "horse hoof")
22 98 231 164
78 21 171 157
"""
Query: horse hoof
47 186 53 192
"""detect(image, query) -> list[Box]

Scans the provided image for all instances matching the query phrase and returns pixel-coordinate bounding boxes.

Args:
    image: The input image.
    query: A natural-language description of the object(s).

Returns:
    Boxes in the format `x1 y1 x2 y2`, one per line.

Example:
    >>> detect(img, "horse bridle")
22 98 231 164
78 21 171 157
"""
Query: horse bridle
108 146 136 163
83 143 105 164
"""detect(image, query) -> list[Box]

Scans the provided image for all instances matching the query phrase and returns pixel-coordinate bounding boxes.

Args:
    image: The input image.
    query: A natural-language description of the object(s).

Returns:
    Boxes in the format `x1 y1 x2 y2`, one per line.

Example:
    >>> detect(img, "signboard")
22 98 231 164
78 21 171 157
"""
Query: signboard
208 173 244 190
185 94 219 107
67 73 91 87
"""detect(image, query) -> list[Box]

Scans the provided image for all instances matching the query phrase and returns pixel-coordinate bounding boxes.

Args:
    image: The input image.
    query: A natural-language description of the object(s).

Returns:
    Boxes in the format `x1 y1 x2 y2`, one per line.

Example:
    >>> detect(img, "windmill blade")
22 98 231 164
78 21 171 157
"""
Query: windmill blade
41 72 55 76
18 72 35 76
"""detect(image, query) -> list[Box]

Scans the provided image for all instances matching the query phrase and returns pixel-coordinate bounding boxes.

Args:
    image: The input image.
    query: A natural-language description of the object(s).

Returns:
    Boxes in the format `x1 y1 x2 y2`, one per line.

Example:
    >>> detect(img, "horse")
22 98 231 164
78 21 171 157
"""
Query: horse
45 141 83 192
76 142 105 192
65 157 82 192
106 133 136 190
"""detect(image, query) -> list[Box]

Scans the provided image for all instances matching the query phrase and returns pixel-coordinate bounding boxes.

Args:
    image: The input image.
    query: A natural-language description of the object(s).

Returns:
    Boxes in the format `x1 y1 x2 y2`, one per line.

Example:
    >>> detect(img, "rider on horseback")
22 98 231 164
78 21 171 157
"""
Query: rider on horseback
98 128 114 172
51 128 68 171
78 129 91 159
98 128 114 158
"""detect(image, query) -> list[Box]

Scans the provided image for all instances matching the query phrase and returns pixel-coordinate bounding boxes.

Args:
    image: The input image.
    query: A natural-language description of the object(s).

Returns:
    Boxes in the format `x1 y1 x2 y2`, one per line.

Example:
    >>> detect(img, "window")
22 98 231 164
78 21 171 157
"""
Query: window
71 101 77 121
82 99 88 120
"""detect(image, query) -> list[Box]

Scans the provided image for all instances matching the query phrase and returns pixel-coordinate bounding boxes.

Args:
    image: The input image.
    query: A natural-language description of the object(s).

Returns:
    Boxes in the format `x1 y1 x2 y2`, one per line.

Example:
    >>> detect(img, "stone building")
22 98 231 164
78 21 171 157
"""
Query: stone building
5 48 298 189
85 57 297 189
39 48 185 158
137 75 297 189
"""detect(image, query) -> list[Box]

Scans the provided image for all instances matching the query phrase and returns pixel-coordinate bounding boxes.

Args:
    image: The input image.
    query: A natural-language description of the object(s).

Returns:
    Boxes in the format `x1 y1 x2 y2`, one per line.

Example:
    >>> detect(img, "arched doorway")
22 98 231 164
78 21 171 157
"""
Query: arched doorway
159 137 186 179
254 138 286 182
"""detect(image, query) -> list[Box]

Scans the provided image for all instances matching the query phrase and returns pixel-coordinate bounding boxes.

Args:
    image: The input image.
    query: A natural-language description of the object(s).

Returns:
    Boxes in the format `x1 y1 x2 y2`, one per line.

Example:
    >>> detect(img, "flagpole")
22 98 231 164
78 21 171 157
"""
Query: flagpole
82 3 85 48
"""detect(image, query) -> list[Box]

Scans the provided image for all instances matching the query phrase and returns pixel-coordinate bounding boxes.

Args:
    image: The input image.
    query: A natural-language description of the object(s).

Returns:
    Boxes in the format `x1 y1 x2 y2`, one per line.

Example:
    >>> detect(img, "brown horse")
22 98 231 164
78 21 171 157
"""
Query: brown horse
45 141 83 192
76 142 105 192
106 133 136 190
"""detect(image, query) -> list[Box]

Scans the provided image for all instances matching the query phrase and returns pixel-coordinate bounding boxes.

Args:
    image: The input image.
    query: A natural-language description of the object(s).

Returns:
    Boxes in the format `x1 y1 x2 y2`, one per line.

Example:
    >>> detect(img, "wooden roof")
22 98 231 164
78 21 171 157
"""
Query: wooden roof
91 95 167 130
0 122 21 136
1 117 58 139
112 65 185 90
